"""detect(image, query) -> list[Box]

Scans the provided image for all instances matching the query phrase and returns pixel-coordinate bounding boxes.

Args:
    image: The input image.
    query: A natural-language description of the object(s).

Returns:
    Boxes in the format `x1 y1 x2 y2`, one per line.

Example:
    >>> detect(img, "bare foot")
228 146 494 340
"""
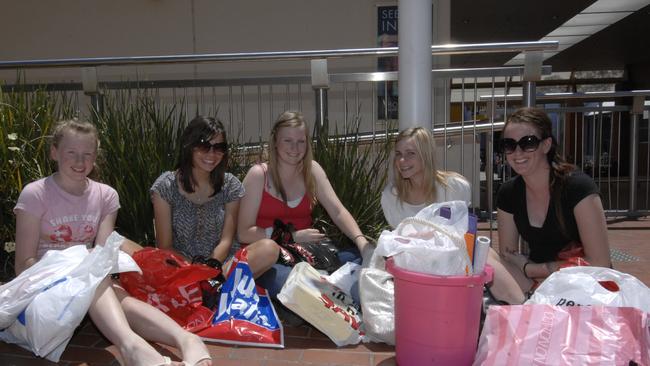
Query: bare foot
177 333 212 366
120 338 184 366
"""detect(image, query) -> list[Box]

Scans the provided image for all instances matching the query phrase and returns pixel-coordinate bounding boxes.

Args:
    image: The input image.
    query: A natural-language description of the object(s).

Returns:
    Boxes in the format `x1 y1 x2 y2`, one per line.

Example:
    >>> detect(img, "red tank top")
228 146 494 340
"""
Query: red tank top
255 165 312 230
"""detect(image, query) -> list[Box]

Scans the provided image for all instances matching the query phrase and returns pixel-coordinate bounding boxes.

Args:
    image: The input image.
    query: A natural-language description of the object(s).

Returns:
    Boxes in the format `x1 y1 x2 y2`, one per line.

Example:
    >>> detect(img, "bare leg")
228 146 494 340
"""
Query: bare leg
88 278 183 366
112 284 212 366
486 248 532 304
239 239 279 278
120 238 144 256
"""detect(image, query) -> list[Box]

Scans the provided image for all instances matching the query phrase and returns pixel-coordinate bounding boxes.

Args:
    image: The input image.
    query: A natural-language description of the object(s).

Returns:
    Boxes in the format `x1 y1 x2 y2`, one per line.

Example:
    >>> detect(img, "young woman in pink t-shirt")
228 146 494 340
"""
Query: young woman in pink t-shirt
14 120 211 366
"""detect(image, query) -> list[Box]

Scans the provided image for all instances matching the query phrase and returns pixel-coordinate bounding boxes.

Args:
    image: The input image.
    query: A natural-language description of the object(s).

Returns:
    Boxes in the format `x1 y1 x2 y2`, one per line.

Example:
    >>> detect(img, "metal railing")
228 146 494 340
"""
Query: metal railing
480 91 650 220
0 41 558 69
17 40 650 221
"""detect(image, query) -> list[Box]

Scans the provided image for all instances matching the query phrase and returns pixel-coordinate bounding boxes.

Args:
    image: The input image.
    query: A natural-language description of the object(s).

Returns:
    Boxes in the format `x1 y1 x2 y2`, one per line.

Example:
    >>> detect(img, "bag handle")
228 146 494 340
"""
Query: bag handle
397 216 464 244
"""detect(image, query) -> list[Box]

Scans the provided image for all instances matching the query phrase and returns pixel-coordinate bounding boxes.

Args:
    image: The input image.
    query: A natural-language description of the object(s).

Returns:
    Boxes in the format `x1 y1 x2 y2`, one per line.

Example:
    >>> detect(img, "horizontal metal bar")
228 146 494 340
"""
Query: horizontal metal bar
0 41 558 69
451 76 624 90
604 210 650 217
1 66 554 92
438 65 553 78
239 120 508 149
479 90 650 101
432 121 505 135
543 106 637 113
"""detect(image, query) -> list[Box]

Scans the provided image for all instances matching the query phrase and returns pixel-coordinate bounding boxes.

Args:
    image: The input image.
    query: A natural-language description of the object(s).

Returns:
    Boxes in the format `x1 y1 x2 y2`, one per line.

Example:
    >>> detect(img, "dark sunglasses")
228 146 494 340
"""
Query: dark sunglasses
195 140 228 154
499 135 545 154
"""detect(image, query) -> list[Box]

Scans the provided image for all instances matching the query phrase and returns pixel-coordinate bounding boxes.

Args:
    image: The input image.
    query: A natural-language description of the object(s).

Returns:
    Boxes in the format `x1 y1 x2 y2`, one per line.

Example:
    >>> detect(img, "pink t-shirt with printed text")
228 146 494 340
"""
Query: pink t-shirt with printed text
14 175 120 259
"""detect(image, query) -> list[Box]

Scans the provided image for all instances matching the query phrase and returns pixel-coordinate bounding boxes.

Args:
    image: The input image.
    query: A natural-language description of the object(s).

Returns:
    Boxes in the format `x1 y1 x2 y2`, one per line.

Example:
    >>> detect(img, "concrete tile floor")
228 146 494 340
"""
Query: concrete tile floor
1 217 649 365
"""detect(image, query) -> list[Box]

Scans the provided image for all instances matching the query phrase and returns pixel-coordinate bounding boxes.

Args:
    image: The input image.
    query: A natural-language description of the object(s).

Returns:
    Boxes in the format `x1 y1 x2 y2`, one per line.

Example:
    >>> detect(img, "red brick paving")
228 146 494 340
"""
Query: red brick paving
1 219 649 365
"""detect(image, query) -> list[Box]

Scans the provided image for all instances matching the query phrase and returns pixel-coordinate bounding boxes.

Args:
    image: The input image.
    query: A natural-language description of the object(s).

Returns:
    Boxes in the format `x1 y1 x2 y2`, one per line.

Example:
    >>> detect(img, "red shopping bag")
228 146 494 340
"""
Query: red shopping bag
474 304 650 366
119 247 219 332
556 242 590 268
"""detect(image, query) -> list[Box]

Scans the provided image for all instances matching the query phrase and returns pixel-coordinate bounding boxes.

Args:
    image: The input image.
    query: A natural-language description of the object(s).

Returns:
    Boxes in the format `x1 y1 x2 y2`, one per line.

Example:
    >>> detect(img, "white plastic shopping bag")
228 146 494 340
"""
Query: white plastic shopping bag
526 266 650 312
0 231 140 362
359 258 395 344
278 262 364 347
374 200 471 276
326 261 362 297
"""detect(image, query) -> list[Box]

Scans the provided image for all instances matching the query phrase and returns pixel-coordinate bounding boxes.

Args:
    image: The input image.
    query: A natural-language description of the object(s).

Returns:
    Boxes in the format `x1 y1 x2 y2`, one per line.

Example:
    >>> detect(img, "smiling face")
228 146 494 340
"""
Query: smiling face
394 137 424 182
192 133 224 173
502 121 551 176
274 125 308 166
50 129 98 183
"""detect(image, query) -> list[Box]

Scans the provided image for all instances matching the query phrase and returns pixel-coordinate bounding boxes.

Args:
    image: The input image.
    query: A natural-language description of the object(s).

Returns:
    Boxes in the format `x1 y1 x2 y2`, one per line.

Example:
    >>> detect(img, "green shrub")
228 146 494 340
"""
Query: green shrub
312 117 393 245
0 87 75 245
94 91 188 244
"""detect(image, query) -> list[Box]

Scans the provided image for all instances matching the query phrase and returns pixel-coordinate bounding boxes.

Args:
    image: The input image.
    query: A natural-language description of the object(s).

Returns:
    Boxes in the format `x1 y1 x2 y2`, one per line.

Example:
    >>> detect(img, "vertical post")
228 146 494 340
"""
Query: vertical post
522 51 543 107
629 96 644 215
522 82 537 107
486 134 494 221
398 0 432 130
81 67 103 117
311 59 330 138
314 89 329 136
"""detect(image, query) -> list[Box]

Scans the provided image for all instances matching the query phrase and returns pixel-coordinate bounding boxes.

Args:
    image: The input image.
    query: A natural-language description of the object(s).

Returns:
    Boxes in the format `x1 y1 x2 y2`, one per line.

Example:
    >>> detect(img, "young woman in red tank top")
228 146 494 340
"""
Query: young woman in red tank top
237 111 371 299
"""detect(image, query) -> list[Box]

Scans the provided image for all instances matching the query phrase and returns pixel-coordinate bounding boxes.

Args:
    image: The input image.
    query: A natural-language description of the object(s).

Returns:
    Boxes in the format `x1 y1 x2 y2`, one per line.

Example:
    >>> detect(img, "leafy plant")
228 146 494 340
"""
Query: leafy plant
0 86 75 246
94 90 188 244
312 115 393 245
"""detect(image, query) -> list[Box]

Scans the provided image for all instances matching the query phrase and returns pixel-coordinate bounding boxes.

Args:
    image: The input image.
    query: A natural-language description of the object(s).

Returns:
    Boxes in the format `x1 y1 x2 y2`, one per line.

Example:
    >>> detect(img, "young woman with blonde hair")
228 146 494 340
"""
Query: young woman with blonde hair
14 119 211 366
237 110 370 299
381 127 471 228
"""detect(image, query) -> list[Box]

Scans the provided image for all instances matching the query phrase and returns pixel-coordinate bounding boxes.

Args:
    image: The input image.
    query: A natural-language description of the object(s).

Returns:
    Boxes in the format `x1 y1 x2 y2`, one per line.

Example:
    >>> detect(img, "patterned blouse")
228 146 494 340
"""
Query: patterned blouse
150 171 245 259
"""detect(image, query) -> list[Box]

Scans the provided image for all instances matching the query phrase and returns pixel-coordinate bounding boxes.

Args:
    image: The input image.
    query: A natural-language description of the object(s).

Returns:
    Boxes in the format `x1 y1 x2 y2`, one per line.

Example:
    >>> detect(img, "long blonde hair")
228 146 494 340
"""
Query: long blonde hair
392 127 459 204
268 111 317 205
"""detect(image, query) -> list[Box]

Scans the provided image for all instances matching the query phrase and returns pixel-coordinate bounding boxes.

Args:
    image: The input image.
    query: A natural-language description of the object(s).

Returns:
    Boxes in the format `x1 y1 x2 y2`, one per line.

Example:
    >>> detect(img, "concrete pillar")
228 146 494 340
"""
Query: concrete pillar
398 0 433 130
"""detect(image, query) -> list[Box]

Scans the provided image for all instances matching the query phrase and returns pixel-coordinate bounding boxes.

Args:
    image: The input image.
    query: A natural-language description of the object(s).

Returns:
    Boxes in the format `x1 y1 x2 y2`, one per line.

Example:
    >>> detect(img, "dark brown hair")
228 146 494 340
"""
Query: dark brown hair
176 116 228 195
505 107 576 238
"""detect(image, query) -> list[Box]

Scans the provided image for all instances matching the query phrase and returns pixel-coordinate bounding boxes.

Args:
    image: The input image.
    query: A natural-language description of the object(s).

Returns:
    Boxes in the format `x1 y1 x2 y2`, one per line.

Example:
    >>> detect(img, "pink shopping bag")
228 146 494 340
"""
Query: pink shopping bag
474 304 650 366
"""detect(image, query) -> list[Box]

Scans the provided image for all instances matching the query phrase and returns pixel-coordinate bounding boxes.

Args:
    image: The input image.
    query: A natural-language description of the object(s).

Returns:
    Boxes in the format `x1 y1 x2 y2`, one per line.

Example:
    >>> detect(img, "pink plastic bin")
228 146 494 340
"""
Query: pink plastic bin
386 258 493 366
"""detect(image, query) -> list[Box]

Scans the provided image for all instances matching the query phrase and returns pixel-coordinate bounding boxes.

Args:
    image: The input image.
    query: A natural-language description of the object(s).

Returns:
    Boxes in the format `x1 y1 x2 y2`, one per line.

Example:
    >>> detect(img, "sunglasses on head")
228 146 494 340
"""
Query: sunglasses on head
499 135 545 154
195 139 228 154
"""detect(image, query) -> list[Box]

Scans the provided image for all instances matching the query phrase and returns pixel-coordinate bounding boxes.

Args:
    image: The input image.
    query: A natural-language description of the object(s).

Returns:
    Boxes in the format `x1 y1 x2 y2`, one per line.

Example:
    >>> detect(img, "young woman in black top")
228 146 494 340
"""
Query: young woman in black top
487 107 611 304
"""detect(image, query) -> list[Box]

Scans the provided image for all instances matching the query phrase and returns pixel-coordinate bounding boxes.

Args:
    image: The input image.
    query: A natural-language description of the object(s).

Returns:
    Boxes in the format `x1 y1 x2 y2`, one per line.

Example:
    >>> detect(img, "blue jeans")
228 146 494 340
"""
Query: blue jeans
256 246 362 303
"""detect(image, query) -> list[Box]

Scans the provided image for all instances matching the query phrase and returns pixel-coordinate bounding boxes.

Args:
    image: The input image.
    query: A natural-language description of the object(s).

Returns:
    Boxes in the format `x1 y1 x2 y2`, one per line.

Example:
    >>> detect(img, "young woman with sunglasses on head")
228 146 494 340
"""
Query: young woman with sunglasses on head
151 116 278 276
381 127 471 228
487 107 611 304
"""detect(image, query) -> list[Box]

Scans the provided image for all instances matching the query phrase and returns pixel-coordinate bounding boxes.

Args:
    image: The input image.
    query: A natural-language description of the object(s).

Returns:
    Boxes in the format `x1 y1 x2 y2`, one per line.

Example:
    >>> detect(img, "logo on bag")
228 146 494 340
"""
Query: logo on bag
533 310 555 364
319 293 363 332
214 264 279 330
555 298 582 306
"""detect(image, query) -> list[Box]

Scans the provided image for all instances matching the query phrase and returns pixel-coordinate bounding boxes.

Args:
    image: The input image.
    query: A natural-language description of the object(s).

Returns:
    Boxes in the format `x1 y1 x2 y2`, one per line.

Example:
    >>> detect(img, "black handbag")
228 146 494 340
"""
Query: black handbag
271 219 341 273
